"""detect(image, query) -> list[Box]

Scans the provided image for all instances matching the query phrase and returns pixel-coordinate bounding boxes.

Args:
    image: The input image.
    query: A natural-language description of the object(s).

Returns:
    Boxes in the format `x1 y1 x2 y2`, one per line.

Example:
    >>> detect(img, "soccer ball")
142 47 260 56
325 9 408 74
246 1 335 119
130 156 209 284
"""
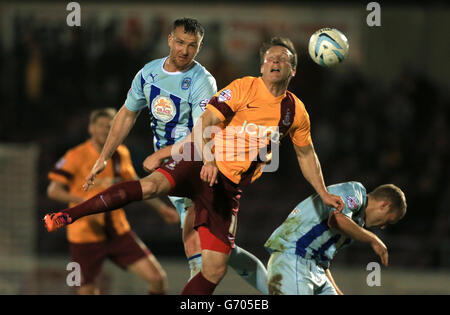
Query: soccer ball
308 28 349 67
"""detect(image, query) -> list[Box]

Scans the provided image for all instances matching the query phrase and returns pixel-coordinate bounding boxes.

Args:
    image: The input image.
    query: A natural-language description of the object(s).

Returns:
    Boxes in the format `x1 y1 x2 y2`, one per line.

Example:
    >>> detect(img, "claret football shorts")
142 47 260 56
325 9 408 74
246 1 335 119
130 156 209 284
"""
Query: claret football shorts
155 143 242 253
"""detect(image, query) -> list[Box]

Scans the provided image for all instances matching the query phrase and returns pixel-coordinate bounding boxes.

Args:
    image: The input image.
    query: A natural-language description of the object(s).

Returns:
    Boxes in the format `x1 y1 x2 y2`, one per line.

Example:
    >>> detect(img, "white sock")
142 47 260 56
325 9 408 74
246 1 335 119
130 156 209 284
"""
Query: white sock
228 245 268 294
187 253 202 280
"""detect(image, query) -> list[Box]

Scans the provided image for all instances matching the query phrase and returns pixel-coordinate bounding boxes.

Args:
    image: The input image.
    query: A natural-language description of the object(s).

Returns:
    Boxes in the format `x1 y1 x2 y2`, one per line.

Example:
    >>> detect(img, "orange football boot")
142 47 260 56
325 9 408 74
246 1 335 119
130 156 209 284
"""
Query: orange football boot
43 212 72 232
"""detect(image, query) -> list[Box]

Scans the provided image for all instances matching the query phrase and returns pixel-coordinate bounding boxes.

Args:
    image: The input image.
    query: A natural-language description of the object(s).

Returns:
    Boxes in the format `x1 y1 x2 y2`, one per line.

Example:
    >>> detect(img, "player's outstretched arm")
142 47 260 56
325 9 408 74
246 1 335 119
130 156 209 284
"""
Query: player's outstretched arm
293 143 344 211
328 212 389 266
84 105 139 191
47 181 85 205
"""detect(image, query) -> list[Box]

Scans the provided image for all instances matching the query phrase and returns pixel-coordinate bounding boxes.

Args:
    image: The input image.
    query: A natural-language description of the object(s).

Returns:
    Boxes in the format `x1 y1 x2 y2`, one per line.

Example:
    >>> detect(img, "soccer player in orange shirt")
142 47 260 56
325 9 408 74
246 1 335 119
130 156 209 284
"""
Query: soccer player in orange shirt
47 108 179 294
44 37 344 295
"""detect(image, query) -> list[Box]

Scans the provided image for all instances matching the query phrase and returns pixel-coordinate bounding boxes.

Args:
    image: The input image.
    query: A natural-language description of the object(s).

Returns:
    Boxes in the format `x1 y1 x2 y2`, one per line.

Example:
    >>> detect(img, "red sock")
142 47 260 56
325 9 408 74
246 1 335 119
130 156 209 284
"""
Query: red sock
63 180 143 221
181 272 217 295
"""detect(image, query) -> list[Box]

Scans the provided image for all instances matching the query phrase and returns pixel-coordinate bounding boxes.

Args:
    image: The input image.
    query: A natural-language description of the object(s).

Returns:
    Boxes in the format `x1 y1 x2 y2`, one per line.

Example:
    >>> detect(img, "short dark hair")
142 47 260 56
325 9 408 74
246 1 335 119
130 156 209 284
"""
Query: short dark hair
259 37 298 69
89 108 117 124
172 18 205 37
370 184 407 218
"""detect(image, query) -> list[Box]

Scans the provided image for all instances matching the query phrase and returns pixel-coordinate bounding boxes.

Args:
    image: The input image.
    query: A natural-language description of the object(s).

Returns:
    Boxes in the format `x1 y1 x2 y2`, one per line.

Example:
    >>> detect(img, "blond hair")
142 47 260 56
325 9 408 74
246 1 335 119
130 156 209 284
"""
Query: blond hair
89 108 117 125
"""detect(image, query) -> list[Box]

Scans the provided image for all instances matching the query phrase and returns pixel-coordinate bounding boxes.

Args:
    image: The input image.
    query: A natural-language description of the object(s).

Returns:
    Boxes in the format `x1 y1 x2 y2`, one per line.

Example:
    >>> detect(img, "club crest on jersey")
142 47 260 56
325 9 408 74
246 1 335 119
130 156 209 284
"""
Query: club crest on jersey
55 157 66 169
199 99 209 111
346 196 360 210
218 89 232 102
181 77 192 90
165 160 179 170
151 95 176 122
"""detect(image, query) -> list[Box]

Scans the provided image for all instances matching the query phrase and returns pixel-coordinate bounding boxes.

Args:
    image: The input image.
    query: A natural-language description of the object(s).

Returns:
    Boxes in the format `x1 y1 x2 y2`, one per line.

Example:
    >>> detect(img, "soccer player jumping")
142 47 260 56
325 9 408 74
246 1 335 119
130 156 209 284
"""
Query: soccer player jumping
45 18 269 294
44 36 344 294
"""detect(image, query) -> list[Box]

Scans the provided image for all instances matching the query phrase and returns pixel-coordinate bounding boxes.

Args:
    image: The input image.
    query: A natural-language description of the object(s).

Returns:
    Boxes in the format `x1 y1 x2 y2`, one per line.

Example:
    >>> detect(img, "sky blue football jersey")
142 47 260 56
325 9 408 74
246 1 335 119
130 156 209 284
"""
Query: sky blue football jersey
265 182 367 268
125 57 217 151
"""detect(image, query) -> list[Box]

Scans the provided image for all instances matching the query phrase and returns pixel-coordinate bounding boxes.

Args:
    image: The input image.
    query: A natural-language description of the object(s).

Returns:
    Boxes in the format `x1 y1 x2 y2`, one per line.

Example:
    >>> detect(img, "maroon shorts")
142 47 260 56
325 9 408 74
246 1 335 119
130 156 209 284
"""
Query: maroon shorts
69 231 151 285
155 154 242 251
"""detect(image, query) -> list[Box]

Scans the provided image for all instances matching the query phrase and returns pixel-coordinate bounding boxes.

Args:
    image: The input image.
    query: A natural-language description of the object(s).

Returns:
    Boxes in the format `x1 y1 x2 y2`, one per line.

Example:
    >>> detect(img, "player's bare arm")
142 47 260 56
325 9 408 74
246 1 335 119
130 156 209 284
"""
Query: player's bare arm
324 268 343 295
328 212 389 266
191 108 222 186
84 105 139 191
143 145 174 172
293 143 344 211
47 181 85 204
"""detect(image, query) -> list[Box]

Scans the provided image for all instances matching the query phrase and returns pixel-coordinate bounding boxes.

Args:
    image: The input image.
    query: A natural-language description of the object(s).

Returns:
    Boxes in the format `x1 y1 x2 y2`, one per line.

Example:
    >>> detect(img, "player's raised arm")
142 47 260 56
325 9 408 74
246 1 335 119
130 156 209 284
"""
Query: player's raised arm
293 142 344 211
83 104 139 191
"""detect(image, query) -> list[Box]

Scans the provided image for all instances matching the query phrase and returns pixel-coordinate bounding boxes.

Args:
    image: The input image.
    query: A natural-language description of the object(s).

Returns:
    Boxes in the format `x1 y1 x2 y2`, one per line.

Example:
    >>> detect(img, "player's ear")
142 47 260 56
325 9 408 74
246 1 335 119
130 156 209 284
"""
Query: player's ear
381 200 391 213
168 32 173 47
291 68 297 78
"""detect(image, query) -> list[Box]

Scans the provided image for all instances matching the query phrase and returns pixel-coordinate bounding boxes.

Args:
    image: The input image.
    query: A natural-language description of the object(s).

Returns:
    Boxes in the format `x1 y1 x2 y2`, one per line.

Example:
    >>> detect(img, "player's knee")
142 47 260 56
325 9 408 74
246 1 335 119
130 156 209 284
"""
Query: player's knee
202 262 227 283
183 231 201 257
140 179 159 199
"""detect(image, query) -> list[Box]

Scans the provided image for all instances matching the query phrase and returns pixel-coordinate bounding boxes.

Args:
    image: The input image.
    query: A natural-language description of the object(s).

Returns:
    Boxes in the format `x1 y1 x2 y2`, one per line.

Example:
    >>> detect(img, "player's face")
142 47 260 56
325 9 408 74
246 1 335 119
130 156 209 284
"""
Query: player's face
89 116 112 148
260 46 296 84
167 26 203 71
365 203 402 229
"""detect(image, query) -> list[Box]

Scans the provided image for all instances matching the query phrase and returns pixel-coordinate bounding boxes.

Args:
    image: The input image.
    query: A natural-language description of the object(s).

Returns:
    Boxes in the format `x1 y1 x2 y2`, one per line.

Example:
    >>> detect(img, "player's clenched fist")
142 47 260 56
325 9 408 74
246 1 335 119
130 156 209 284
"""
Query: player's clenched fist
321 192 345 212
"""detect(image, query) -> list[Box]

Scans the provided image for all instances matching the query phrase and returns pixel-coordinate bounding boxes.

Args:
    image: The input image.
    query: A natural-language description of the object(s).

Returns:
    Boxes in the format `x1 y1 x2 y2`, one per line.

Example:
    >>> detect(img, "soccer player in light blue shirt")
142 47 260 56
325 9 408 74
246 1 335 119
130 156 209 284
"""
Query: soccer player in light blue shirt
265 182 406 295
84 18 268 294
124 44 216 230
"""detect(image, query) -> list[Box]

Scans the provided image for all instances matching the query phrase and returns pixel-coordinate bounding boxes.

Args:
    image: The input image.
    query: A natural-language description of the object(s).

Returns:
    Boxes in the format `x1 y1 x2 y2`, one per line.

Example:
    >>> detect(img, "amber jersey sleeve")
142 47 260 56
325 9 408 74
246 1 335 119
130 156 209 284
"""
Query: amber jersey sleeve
48 140 135 243
205 76 312 185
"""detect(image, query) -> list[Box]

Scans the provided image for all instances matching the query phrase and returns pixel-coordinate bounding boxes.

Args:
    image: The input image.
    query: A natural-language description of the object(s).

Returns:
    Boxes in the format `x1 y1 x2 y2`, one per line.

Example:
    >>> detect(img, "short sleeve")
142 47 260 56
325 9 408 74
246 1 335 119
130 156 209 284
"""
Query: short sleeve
206 78 246 122
340 188 365 220
289 105 312 147
190 73 217 125
48 150 79 185
124 69 147 112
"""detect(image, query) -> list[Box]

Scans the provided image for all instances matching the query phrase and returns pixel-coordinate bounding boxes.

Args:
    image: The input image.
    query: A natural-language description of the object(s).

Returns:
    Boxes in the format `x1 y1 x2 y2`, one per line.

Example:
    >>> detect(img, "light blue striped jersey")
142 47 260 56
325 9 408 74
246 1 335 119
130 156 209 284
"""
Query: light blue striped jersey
265 182 367 268
125 57 217 151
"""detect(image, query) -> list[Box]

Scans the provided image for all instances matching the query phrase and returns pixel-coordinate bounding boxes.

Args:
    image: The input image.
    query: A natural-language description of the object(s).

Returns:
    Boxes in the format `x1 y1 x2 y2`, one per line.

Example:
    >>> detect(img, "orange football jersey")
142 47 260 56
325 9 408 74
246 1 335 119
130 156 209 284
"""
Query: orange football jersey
48 140 137 243
206 76 312 185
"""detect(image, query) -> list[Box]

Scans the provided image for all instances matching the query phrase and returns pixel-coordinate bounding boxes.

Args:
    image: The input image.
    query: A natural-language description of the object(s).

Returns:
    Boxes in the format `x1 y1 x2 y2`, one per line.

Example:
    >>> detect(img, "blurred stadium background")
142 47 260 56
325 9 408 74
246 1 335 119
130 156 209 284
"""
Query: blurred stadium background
0 1 449 294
